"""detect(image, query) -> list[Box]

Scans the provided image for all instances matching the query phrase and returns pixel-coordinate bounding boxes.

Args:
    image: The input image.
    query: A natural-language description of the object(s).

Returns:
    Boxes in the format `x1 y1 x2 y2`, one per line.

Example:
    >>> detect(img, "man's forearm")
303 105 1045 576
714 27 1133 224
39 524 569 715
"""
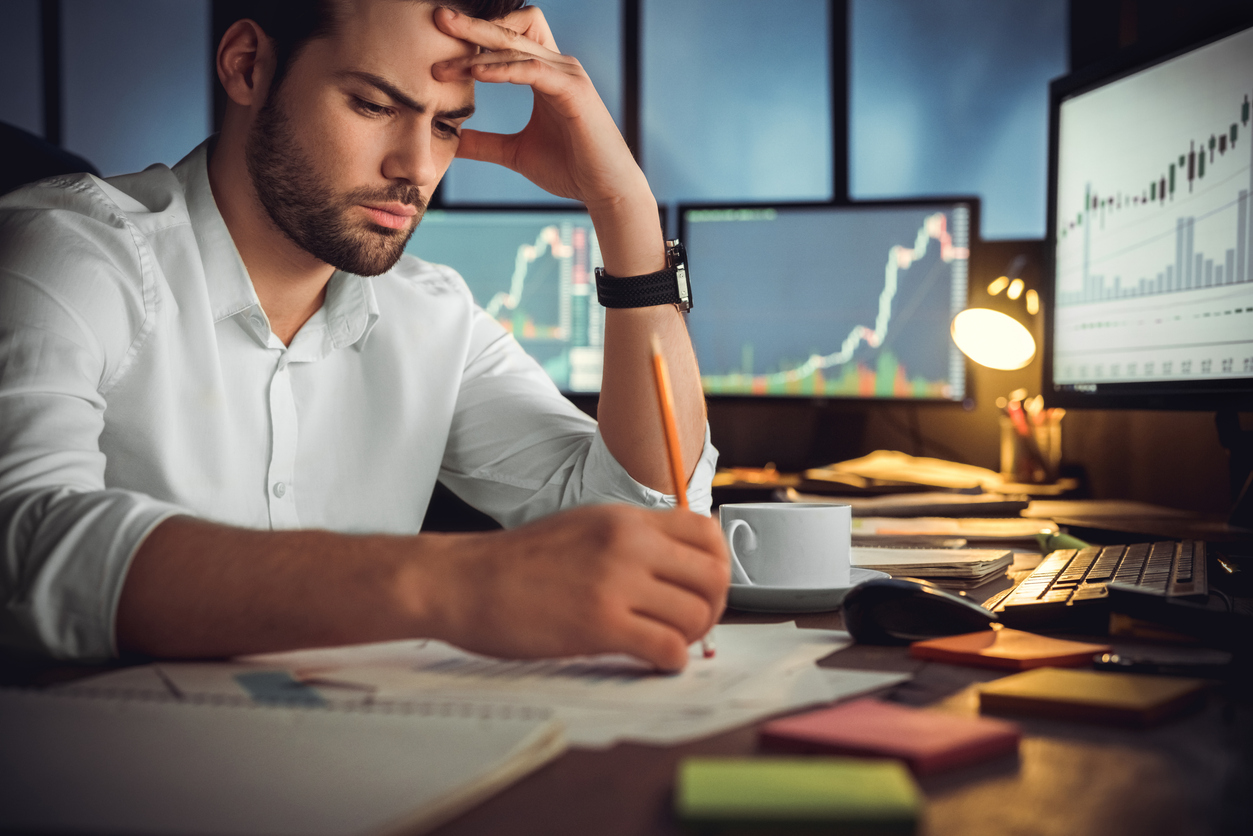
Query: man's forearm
589 190 707 493
116 505 729 670
115 516 448 657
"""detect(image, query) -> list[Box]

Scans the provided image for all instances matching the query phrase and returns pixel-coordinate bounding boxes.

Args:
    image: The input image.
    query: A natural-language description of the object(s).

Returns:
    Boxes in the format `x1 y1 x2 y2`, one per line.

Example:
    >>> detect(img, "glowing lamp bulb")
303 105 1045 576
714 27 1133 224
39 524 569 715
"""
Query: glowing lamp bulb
951 308 1036 370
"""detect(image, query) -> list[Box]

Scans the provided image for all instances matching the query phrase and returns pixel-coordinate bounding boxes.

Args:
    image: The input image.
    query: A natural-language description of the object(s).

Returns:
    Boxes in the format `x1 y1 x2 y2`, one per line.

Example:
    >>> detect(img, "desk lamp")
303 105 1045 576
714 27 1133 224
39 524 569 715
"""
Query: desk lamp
950 260 1059 482
950 260 1040 371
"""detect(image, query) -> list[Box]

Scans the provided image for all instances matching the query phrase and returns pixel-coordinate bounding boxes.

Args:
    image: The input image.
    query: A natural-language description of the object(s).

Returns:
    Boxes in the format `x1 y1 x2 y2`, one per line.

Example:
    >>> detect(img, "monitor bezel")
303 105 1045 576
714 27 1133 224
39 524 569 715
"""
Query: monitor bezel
1041 22 1253 411
677 196 980 405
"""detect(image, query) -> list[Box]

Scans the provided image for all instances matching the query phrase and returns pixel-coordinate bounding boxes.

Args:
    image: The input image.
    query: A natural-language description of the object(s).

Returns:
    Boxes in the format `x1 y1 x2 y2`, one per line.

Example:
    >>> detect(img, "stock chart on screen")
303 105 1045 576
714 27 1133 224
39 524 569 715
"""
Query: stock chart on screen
682 202 972 401
1052 25 1253 388
406 209 606 392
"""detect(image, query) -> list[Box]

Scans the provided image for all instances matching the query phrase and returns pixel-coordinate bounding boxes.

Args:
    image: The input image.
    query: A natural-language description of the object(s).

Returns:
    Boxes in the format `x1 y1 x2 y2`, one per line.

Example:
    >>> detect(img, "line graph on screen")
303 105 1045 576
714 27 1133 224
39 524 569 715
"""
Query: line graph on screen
700 211 968 398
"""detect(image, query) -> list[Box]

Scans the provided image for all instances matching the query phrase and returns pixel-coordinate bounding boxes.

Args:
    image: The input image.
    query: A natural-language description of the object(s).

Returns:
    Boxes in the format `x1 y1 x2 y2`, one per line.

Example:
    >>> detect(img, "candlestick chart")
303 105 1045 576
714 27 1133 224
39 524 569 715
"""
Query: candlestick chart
1052 25 1253 386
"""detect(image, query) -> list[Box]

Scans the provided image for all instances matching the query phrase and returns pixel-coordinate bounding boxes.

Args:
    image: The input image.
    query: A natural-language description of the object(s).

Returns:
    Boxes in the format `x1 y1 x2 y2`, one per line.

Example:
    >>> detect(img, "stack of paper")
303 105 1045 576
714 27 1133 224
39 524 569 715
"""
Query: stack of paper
788 488 1029 518
851 516 1059 547
853 547 1013 589
806 450 1006 490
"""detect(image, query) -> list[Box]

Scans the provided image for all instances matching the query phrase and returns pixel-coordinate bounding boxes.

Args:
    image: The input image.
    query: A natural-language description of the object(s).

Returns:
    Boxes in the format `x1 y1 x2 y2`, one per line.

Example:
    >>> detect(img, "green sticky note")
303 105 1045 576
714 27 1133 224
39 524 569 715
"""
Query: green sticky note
675 756 921 833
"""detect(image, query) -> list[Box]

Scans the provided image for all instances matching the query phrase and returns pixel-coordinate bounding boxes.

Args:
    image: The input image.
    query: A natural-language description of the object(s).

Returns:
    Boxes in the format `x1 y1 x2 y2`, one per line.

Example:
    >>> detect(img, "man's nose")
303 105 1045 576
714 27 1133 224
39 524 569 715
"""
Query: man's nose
382 126 438 189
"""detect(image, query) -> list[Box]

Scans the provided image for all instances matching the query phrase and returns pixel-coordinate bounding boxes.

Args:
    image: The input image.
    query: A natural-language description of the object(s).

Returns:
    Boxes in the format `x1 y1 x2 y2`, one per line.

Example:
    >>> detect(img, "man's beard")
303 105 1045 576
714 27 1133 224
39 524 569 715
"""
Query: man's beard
245 90 425 277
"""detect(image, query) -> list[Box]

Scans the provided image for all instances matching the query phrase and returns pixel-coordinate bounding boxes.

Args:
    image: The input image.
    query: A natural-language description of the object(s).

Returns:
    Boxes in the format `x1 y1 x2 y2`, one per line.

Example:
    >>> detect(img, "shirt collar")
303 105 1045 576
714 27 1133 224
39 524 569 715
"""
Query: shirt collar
173 138 381 353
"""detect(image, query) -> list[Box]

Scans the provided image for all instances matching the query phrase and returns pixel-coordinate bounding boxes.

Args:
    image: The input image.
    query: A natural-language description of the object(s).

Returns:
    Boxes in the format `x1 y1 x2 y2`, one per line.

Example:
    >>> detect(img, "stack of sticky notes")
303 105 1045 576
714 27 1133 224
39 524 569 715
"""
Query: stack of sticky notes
675 757 921 834
759 698 1020 775
978 667 1208 727
910 628 1111 670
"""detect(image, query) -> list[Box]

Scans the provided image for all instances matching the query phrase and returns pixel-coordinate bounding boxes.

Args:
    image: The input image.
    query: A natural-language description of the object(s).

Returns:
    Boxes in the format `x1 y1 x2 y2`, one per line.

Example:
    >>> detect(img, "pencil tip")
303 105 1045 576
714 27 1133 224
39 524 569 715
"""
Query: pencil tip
650 332 662 356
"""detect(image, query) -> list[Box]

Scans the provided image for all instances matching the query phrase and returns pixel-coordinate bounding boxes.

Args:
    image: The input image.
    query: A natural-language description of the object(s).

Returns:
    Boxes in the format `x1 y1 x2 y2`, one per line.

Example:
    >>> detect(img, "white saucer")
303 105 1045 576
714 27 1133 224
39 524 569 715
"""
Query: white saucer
727 568 891 614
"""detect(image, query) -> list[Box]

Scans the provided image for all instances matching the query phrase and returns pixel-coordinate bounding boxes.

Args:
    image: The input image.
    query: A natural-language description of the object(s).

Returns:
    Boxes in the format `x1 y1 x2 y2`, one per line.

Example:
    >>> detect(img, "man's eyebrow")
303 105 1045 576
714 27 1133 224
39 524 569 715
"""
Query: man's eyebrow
336 70 475 120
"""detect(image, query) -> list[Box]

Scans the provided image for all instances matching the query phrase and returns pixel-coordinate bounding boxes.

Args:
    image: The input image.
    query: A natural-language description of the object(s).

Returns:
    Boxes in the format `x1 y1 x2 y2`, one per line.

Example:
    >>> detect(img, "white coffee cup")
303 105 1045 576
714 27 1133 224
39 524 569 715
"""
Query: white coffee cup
718 503 852 588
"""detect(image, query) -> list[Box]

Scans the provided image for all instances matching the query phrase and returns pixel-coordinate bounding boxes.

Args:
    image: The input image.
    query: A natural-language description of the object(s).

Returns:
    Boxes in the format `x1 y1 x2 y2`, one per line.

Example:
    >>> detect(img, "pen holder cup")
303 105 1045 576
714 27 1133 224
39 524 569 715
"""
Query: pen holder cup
1000 413 1062 484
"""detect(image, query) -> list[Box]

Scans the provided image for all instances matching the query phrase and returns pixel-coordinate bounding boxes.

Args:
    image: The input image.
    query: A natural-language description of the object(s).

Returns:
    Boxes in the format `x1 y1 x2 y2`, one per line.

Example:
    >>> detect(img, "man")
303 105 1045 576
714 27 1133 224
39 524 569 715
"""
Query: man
0 0 728 670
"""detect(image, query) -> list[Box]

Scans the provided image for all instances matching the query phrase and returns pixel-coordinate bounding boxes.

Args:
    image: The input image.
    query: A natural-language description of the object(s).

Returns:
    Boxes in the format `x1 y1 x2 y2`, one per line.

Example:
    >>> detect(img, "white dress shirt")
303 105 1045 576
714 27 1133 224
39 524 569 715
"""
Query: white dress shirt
0 140 716 660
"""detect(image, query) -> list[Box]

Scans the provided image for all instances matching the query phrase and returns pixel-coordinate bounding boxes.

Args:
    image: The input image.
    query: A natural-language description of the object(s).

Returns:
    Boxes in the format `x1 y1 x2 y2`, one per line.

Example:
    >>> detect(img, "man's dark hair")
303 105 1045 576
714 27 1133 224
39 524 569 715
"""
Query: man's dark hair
212 0 527 121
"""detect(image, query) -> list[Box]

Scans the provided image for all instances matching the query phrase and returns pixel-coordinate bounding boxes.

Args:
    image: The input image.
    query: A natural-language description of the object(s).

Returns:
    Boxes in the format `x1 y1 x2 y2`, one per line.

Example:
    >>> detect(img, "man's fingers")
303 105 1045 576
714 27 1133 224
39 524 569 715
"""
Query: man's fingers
627 575 716 642
454 128 513 167
434 7 561 61
652 510 731 560
648 541 730 613
495 6 559 53
434 52 579 106
616 614 690 672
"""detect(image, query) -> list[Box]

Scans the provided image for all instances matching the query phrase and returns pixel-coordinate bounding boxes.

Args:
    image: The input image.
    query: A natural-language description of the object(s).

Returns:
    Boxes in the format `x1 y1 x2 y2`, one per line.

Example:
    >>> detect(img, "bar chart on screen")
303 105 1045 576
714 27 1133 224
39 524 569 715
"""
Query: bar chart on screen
1052 25 1253 385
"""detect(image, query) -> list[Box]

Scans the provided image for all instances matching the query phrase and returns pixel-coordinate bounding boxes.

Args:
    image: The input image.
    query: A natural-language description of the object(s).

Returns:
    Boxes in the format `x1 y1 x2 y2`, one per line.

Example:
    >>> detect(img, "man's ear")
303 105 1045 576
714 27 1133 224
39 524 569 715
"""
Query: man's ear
217 19 276 108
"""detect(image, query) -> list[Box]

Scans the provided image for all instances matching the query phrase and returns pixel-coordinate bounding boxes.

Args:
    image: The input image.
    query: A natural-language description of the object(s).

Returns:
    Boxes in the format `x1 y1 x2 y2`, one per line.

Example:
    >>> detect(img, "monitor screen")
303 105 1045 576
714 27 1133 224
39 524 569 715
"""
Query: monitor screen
1045 23 1253 409
680 201 974 401
405 207 607 393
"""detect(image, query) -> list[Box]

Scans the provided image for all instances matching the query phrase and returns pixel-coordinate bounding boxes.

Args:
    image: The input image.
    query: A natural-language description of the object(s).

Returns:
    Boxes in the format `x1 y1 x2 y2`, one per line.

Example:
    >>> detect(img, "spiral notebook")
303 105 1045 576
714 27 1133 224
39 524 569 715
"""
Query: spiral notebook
0 687 565 836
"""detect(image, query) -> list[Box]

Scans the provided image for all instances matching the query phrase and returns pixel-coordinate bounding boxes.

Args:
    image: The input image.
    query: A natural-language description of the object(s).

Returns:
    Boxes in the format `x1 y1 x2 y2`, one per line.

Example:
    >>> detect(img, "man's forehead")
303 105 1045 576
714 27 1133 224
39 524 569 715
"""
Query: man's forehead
314 0 477 107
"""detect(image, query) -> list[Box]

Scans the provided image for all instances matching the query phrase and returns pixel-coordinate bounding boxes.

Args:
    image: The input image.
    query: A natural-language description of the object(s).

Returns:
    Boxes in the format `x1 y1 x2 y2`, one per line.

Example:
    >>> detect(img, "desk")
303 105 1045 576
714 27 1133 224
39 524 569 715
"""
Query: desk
428 610 1251 836
5 502 1251 836
3 614 1248 836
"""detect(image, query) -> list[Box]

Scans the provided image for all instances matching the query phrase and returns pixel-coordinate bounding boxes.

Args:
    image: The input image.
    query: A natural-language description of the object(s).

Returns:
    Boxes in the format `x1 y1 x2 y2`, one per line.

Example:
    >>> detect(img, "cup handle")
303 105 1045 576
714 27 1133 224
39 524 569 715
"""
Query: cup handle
723 519 756 585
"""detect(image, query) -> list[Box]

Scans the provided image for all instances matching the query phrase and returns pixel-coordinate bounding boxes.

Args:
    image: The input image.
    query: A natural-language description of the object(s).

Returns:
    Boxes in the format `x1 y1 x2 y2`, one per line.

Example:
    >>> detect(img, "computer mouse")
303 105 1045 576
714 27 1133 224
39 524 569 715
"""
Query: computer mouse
841 577 999 645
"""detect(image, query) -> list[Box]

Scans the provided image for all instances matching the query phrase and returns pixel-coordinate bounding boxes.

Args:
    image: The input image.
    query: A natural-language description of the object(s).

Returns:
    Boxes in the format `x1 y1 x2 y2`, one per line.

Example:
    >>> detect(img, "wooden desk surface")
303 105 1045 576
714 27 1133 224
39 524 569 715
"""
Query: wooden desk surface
2 614 1248 835
431 611 1253 836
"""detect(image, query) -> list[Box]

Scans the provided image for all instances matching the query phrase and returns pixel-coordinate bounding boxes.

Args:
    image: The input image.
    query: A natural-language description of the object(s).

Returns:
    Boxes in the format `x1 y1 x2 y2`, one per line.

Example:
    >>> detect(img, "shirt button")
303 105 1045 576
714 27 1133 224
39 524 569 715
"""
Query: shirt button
272 482 287 498
251 315 266 330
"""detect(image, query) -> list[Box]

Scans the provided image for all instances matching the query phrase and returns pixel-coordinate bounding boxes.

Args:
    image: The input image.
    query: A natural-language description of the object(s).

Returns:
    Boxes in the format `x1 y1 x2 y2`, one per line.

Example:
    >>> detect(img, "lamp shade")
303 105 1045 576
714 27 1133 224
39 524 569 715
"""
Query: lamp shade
950 308 1036 370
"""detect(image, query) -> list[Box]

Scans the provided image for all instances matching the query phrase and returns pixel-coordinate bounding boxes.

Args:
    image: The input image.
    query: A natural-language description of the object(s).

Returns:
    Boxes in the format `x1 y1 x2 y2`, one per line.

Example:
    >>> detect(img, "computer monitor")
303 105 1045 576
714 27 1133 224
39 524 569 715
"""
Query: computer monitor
405 206 610 393
1044 22 1253 411
679 199 976 402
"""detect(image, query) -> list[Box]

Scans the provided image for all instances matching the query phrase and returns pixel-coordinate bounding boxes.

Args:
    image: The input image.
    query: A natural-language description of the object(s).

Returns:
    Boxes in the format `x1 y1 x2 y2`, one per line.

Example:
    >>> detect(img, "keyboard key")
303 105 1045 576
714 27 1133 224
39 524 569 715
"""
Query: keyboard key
1086 546 1124 582
1071 585 1108 601
1175 543 1193 583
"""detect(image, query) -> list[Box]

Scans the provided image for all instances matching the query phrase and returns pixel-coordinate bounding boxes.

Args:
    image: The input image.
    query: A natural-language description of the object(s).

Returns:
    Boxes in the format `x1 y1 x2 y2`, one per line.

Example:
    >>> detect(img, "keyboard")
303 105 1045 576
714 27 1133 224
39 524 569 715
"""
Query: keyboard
996 541 1208 631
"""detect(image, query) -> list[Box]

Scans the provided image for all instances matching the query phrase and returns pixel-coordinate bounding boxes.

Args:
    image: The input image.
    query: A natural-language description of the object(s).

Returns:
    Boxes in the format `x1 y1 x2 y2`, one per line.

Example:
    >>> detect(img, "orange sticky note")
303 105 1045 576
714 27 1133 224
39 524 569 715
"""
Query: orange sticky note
910 628 1111 670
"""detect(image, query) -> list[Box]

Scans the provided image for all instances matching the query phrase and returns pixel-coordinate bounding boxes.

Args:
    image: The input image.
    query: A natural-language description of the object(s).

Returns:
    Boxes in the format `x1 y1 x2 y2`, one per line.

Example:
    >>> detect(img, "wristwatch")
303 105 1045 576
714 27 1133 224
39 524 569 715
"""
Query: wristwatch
594 239 692 312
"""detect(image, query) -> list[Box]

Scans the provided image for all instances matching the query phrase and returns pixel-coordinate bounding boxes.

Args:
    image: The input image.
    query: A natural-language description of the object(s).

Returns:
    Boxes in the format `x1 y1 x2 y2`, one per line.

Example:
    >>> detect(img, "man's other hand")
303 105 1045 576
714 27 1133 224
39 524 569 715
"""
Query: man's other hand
430 6 651 213
409 505 731 672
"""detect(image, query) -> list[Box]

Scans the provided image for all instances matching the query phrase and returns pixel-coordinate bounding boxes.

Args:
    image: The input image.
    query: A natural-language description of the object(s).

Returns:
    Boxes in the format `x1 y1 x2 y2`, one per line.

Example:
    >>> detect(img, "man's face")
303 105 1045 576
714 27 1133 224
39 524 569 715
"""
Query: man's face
246 0 476 276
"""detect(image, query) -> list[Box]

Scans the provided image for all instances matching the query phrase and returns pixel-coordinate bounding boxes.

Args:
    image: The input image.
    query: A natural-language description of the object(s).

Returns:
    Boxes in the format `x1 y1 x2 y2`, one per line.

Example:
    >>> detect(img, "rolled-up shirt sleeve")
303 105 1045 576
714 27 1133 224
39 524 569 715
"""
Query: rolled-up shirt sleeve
0 184 188 660
437 305 718 529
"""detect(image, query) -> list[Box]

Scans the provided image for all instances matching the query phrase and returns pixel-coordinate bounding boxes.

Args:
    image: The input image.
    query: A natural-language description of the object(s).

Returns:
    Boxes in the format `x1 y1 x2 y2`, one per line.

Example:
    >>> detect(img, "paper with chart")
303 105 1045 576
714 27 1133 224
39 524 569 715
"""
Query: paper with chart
242 623 909 748
126 623 907 749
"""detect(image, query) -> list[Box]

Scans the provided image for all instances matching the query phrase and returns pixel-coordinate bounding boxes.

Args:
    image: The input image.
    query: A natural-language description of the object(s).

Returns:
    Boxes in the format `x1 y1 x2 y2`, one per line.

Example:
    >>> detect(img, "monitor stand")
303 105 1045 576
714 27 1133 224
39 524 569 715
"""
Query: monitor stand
1217 411 1253 530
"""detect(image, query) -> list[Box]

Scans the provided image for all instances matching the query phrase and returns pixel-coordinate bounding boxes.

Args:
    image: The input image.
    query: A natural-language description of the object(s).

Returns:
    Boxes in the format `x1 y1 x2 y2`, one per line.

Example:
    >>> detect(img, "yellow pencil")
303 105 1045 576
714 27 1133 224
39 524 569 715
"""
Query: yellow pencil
649 334 715 658
650 333 688 511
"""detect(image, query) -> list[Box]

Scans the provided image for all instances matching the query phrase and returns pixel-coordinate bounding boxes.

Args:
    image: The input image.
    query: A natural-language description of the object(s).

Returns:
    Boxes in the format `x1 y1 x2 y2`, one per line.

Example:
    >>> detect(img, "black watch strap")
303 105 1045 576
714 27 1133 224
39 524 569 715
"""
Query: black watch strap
595 268 683 308
594 239 691 311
